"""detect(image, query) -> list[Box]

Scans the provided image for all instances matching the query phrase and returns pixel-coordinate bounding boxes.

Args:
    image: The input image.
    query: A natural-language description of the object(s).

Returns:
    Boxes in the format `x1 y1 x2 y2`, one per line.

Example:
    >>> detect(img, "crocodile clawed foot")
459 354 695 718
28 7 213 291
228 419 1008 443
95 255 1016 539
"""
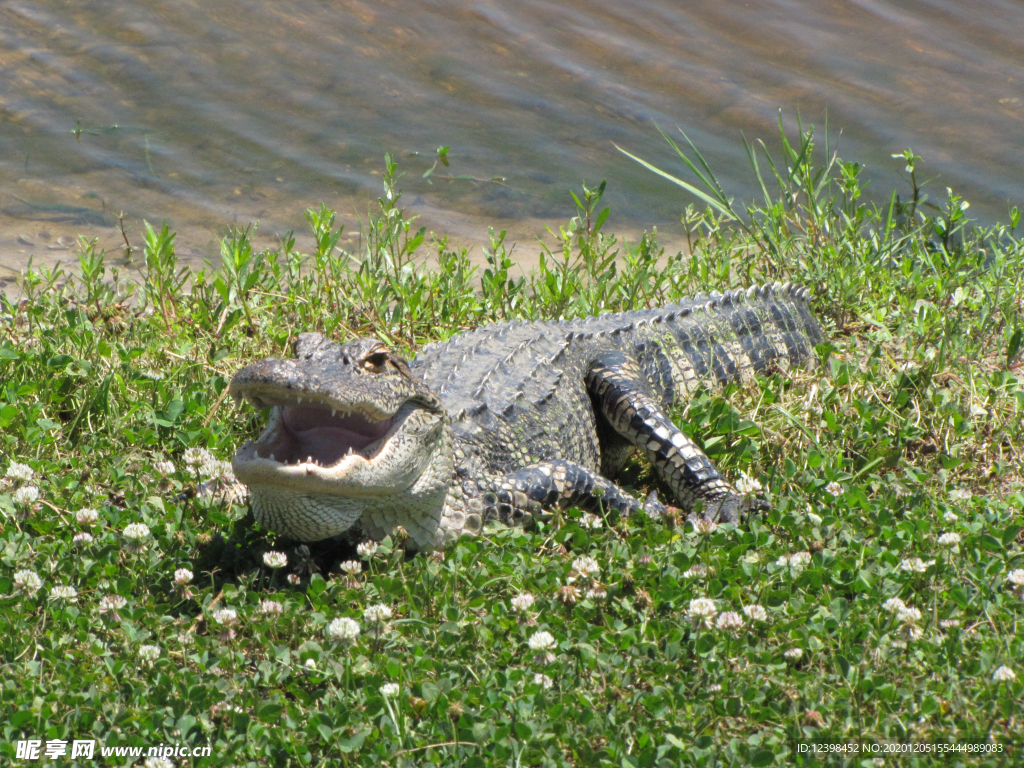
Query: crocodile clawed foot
697 493 770 524
643 489 670 519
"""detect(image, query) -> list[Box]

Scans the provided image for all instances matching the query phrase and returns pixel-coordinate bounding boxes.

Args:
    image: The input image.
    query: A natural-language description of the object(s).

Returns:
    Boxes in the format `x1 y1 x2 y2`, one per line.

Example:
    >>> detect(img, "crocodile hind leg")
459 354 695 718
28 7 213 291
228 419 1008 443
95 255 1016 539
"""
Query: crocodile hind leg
484 459 649 526
586 350 747 524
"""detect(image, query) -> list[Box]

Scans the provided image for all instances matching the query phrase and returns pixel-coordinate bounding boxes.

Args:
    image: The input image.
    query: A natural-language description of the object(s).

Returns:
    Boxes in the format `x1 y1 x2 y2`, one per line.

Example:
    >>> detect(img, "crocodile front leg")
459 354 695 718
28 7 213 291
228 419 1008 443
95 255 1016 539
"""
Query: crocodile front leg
484 459 648 525
587 350 746 523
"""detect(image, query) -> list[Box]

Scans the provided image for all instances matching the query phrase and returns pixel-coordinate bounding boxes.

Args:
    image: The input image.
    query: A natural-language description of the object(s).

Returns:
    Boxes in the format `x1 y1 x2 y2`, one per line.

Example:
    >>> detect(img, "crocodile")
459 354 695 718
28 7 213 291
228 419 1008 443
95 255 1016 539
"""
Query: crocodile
229 282 823 551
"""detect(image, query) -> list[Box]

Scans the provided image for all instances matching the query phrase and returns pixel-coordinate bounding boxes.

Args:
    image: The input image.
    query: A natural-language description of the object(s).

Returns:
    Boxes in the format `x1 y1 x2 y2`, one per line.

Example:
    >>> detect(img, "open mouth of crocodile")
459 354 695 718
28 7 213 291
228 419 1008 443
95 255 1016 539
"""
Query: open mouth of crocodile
232 393 432 497
252 403 393 466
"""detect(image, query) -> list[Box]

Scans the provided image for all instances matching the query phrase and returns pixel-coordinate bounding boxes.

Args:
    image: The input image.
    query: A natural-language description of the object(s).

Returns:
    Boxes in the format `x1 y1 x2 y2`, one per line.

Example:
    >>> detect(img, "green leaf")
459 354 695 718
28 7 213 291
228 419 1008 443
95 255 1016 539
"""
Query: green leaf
614 144 737 221
949 587 970 608
10 710 35 728
386 657 402 678
696 634 716 654
835 654 851 679
257 703 283 723
47 354 74 368
307 574 327 595
1007 327 1022 367
665 733 687 750
748 748 775 767
980 535 1002 551
337 729 369 752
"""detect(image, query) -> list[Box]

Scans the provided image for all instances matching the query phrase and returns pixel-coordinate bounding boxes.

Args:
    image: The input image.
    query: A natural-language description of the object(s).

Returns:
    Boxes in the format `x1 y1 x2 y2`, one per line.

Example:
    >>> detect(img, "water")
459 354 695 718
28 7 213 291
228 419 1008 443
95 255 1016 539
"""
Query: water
1 0 1022 283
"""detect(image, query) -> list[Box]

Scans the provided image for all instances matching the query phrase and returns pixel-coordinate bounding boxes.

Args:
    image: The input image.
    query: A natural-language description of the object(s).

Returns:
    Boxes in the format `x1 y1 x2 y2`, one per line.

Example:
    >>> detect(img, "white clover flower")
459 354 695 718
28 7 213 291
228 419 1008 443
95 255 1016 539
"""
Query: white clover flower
263 551 288 569
511 593 536 612
792 551 812 567
364 604 393 623
784 648 803 660
1006 569 1024 587
221 481 249 505
339 560 362 577
938 532 961 547
715 611 744 630
905 625 924 641
734 472 762 496
891 481 912 498
199 457 235 482
571 556 600 578
304 658 316 670
528 630 556 651
585 585 607 600
139 644 161 662
326 617 361 641
742 604 768 622
212 608 238 625
183 447 214 466
896 605 922 624
287 573 301 585
992 665 1016 683
899 558 933 573
687 597 717 619
693 518 718 535
533 673 554 690
259 600 285 616
75 508 99 526
939 619 960 629
72 531 95 546
579 513 603 529
154 460 176 476
356 541 378 559
942 510 958 525
380 682 400 697
174 568 194 585
683 564 708 578
825 481 844 497
883 597 907 613
806 511 823 526
50 585 78 601
13 485 39 505
5 462 34 481
13 569 42 595
123 522 151 540
778 551 812 571
99 594 127 613
178 632 195 646
144 757 175 768
707 683 722 693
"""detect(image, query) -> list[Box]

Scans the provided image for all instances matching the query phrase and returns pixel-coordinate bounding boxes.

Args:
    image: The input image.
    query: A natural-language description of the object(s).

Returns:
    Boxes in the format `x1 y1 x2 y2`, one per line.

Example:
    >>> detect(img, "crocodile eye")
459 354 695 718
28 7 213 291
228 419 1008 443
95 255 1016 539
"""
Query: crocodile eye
362 351 389 372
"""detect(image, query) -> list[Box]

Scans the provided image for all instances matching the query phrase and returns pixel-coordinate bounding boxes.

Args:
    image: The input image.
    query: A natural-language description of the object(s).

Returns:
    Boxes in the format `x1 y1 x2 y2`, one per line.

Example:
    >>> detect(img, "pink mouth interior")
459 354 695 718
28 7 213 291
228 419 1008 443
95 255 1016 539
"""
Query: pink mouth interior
257 404 392 465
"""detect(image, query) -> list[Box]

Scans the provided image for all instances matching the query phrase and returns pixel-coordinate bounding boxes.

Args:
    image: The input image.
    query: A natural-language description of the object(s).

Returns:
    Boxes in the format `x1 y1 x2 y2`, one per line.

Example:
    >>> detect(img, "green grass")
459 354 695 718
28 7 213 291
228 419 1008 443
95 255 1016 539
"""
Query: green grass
2 127 1023 767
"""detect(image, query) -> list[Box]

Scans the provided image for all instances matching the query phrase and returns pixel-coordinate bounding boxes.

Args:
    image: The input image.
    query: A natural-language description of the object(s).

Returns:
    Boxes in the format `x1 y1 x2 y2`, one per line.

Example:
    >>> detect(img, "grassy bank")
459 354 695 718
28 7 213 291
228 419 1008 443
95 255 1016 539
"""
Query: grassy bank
2 129 1024 767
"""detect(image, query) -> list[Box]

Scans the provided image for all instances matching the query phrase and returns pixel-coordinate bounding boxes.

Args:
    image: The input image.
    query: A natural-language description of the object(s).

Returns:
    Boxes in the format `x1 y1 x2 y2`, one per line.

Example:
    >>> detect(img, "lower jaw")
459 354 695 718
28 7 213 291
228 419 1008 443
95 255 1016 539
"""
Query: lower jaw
250 486 365 541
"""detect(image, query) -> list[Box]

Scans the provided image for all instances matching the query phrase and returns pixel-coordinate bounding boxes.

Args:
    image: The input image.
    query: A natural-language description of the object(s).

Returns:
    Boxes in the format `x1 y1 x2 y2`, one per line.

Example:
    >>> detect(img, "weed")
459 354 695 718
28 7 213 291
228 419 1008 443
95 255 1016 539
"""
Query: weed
1 131 1022 765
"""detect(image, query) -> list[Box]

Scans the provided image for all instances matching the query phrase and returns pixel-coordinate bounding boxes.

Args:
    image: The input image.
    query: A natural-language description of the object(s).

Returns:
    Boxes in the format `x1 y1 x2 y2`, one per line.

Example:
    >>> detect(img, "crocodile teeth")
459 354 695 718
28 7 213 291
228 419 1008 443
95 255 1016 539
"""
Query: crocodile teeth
269 453 276 461
331 408 336 417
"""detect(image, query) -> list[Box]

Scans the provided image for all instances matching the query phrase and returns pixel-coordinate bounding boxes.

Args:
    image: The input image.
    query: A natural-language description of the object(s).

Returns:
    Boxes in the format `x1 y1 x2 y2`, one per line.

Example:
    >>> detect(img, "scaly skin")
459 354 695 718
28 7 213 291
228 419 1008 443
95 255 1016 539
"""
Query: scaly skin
230 282 823 550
